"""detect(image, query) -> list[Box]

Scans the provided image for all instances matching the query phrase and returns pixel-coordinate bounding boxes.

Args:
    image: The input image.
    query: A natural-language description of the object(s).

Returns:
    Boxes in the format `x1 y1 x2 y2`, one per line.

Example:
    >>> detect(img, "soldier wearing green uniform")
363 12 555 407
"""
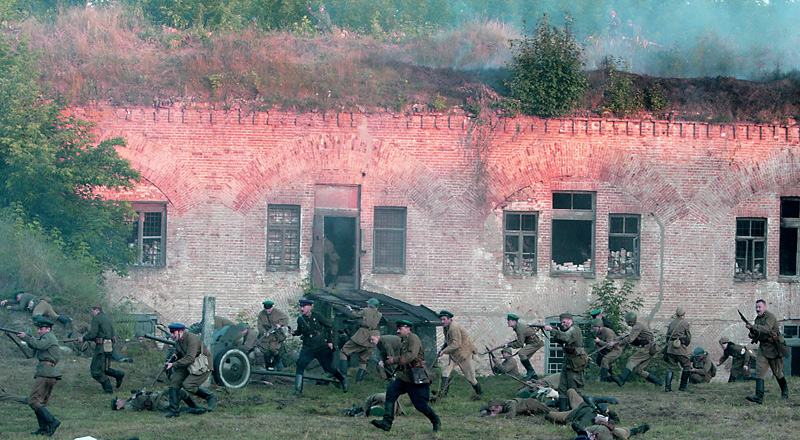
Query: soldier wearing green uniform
371 320 441 432
112 389 206 414
505 313 544 380
2 291 71 327
480 397 551 418
344 392 404 418
291 299 348 396
592 318 623 385
437 310 481 399
373 334 402 380
664 307 692 392
688 346 716 384
491 347 521 376
607 311 663 387
717 336 752 382
18 318 61 436
78 303 125 393
163 323 218 417
746 299 789 403
544 313 588 411
258 301 289 371
340 298 382 382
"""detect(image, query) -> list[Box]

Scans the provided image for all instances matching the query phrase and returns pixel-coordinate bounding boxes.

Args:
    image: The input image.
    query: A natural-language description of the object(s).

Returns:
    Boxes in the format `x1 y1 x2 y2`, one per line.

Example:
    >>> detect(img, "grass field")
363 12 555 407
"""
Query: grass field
0 338 797 440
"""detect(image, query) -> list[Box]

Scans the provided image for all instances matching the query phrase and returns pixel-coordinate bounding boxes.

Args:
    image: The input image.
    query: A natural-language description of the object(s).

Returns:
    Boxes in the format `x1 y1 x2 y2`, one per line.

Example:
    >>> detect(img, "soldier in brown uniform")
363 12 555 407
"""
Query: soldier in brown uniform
491 347 521 376
371 320 441 432
78 303 125 393
688 346 716 384
373 334 402 381
544 313 588 411
163 323 218 417
607 311 663 387
664 307 692 392
340 298 382 382
437 310 481 399
111 389 206 414
717 336 752 382
505 313 544 380
257 300 289 371
479 397 551 418
2 291 71 328
592 318 624 385
344 392 405 418
746 299 789 403
17 317 61 436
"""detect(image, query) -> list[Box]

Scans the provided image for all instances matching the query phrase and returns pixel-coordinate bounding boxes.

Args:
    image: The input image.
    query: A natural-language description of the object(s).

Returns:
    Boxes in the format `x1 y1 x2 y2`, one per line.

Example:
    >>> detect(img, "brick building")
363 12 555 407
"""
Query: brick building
78 107 800 377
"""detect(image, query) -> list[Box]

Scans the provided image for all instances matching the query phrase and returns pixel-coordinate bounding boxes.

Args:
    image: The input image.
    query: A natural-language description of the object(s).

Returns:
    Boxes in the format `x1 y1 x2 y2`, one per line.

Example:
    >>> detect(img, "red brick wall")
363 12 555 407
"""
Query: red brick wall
76 107 800 374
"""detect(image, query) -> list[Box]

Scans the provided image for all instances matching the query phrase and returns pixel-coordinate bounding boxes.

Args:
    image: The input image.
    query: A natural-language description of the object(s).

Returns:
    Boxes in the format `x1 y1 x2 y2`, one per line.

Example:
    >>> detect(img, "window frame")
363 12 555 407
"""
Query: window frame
735 217 766 281
503 210 538 276
129 202 167 267
779 198 800 280
550 191 596 276
608 213 641 279
373 206 407 274
267 204 301 271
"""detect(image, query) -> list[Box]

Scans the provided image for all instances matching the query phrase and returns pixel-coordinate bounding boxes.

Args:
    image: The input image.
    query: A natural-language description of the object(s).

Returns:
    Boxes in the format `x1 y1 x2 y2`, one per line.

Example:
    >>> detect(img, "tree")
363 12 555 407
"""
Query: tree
0 37 141 275
506 14 587 118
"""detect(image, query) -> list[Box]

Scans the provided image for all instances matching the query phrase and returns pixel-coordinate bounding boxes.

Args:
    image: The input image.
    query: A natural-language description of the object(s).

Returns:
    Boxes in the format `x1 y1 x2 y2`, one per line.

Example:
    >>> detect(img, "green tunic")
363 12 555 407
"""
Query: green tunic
22 332 60 378
395 332 427 384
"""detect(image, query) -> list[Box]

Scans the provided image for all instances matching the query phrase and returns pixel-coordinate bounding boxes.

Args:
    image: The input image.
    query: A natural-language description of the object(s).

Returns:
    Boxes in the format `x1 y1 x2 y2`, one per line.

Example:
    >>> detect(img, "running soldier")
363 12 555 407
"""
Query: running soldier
257 301 289 371
340 298 382 382
505 313 544 380
291 299 348 396
745 299 789 403
544 313 588 411
592 318 623 385
162 323 218 417
606 311 663 387
437 310 481 400
78 303 125 394
717 336 752 382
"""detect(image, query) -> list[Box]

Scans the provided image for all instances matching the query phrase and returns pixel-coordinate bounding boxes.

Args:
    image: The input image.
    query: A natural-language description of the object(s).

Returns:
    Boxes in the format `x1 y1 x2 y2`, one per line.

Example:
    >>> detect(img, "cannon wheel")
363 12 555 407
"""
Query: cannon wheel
213 348 251 388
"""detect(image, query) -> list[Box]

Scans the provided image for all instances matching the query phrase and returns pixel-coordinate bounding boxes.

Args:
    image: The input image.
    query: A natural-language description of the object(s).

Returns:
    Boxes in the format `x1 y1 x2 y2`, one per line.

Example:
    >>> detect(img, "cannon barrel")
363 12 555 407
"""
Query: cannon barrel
141 333 176 346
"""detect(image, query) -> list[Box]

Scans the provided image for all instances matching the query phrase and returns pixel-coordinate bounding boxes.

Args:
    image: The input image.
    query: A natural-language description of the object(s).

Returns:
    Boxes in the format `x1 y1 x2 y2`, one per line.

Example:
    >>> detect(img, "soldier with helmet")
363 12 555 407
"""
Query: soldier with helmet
591 318 623 385
664 307 692 392
606 311 663 387
717 336 752 382
544 313 588 411
505 313 544 380
688 346 716 384
491 347 521 376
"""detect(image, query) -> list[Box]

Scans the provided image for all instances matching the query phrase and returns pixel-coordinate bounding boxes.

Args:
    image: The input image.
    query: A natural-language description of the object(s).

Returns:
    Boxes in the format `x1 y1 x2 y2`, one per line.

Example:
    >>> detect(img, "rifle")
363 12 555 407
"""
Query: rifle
58 338 81 343
527 324 551 341
737 309 751 327
503 372 536 388
152 353 177 388
486 345 499 375
327 301 363 310
585 333 629 358
480 344 509 355
1 327 32 358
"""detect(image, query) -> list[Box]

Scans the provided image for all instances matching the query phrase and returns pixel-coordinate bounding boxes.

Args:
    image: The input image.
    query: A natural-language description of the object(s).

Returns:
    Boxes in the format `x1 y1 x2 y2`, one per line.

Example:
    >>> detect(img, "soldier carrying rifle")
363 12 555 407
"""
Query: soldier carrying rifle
743 299 789 404
504 313 544 380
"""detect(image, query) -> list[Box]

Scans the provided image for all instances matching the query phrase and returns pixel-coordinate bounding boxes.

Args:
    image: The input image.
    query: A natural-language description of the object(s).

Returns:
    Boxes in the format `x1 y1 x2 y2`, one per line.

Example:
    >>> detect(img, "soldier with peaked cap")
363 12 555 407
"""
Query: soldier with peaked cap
592 318 623 385
746 299 789 403
717 336 752 382
437 310 482 400
688 346 716 384
491 347 521 376
505 313 544 380
544 313 588 411
607 311 663 388
589 309 615 332
257 300 289 371
162 323 218 417
664 307 692 392
17 317 61 436
371 320 440 432
340 298 383 382
78 303 125 394
291 299 348 396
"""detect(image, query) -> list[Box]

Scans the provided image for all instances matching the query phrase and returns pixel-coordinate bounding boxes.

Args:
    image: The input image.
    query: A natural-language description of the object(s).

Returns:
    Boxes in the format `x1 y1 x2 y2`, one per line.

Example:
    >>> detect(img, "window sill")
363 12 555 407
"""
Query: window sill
266 266 300 272
733 277 766 282
503 272 538 279
777 276 800 283
372 269 406 275
550 271 596 279
607 274 640 280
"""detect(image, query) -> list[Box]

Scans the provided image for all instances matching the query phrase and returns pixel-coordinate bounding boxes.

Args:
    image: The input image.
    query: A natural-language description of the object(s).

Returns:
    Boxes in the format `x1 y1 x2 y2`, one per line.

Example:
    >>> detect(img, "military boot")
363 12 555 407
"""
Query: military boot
557 396 569 411
432 376 450 402
356 368 366 383
618 368 632 386
571 422 588 435
163 388 180 418
471 382 483 401
290 374 304 396
599 367 610 382
728 374 736 383
664 371 673 392
777 377 789 399
106 368 125 389
334 370 348 393
425 409 441 432
646 373 663 387
38 407 60 436
31 407 48 435
630 424 650 436
521 359 538 380
339 358 349 376
370 401 394 431
56 316 72 329
678 371 692 392
100 378 114 394
195 387 217 411
746 378 765 404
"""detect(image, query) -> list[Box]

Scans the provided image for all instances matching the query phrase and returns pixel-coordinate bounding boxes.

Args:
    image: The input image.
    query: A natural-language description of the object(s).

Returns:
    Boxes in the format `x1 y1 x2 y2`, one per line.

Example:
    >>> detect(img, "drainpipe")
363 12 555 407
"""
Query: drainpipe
649 212 666 324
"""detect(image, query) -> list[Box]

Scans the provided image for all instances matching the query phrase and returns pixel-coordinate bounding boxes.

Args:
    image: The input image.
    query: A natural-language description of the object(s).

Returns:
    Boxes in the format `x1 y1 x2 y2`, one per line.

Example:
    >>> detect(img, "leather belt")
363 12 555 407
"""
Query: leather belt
40 361 55 367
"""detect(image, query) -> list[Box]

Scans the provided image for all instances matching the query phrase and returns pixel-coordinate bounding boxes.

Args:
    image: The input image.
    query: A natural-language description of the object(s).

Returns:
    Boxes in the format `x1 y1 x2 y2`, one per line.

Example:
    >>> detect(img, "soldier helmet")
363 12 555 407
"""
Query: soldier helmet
675 307 685 317
367 330 380 338
718 336 731 345
487 398 504 407
91 302 103 310
500 347 512 355
592 318 604 327
624 311 637 323
559 312 573 320
692 346 706 357
367 298 380 307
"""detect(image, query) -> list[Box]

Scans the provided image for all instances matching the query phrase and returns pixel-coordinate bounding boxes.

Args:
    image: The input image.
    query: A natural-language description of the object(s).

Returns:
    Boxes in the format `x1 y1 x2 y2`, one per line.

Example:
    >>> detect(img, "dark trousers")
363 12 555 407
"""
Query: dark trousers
385 378 434 417
296 347 338 376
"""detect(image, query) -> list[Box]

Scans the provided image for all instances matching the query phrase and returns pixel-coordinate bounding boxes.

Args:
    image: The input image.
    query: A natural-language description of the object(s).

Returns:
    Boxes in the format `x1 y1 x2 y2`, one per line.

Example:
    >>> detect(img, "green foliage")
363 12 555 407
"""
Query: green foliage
586 277 644 332
430 93 446 112
644 80 670 115
601 59 643 118
0 36 141 274
240 0 307 31
506 15 587 118
134 0 228 30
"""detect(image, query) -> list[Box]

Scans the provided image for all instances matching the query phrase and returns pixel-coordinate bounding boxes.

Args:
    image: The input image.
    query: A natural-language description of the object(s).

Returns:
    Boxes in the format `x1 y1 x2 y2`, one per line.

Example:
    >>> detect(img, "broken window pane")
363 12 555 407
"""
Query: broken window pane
129 203 166 267
267 205 300 270
374 207 406 273
609 214 640 277
504 211 538 275
736 218 765 280
552 219 593 272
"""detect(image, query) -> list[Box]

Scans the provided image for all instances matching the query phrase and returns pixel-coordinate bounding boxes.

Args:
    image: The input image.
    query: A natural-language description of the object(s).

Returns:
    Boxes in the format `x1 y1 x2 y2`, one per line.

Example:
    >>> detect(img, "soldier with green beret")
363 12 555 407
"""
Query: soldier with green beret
257 300 289 371
17 317 61 436
78 303 125 394
664 307 692 392
717 336 752 382
371 320 440 432
544 313 588 411
162 323 218 417
340 298 383 383
437 310 481 400
591 318 623 385
606 311 663 388
688 346 716 384
505 313 544 380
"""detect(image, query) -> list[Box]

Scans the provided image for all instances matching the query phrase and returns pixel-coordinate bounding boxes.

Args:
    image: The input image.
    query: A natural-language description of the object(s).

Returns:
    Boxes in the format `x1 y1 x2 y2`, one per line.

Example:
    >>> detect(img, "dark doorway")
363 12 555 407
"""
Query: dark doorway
323 217 356 289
